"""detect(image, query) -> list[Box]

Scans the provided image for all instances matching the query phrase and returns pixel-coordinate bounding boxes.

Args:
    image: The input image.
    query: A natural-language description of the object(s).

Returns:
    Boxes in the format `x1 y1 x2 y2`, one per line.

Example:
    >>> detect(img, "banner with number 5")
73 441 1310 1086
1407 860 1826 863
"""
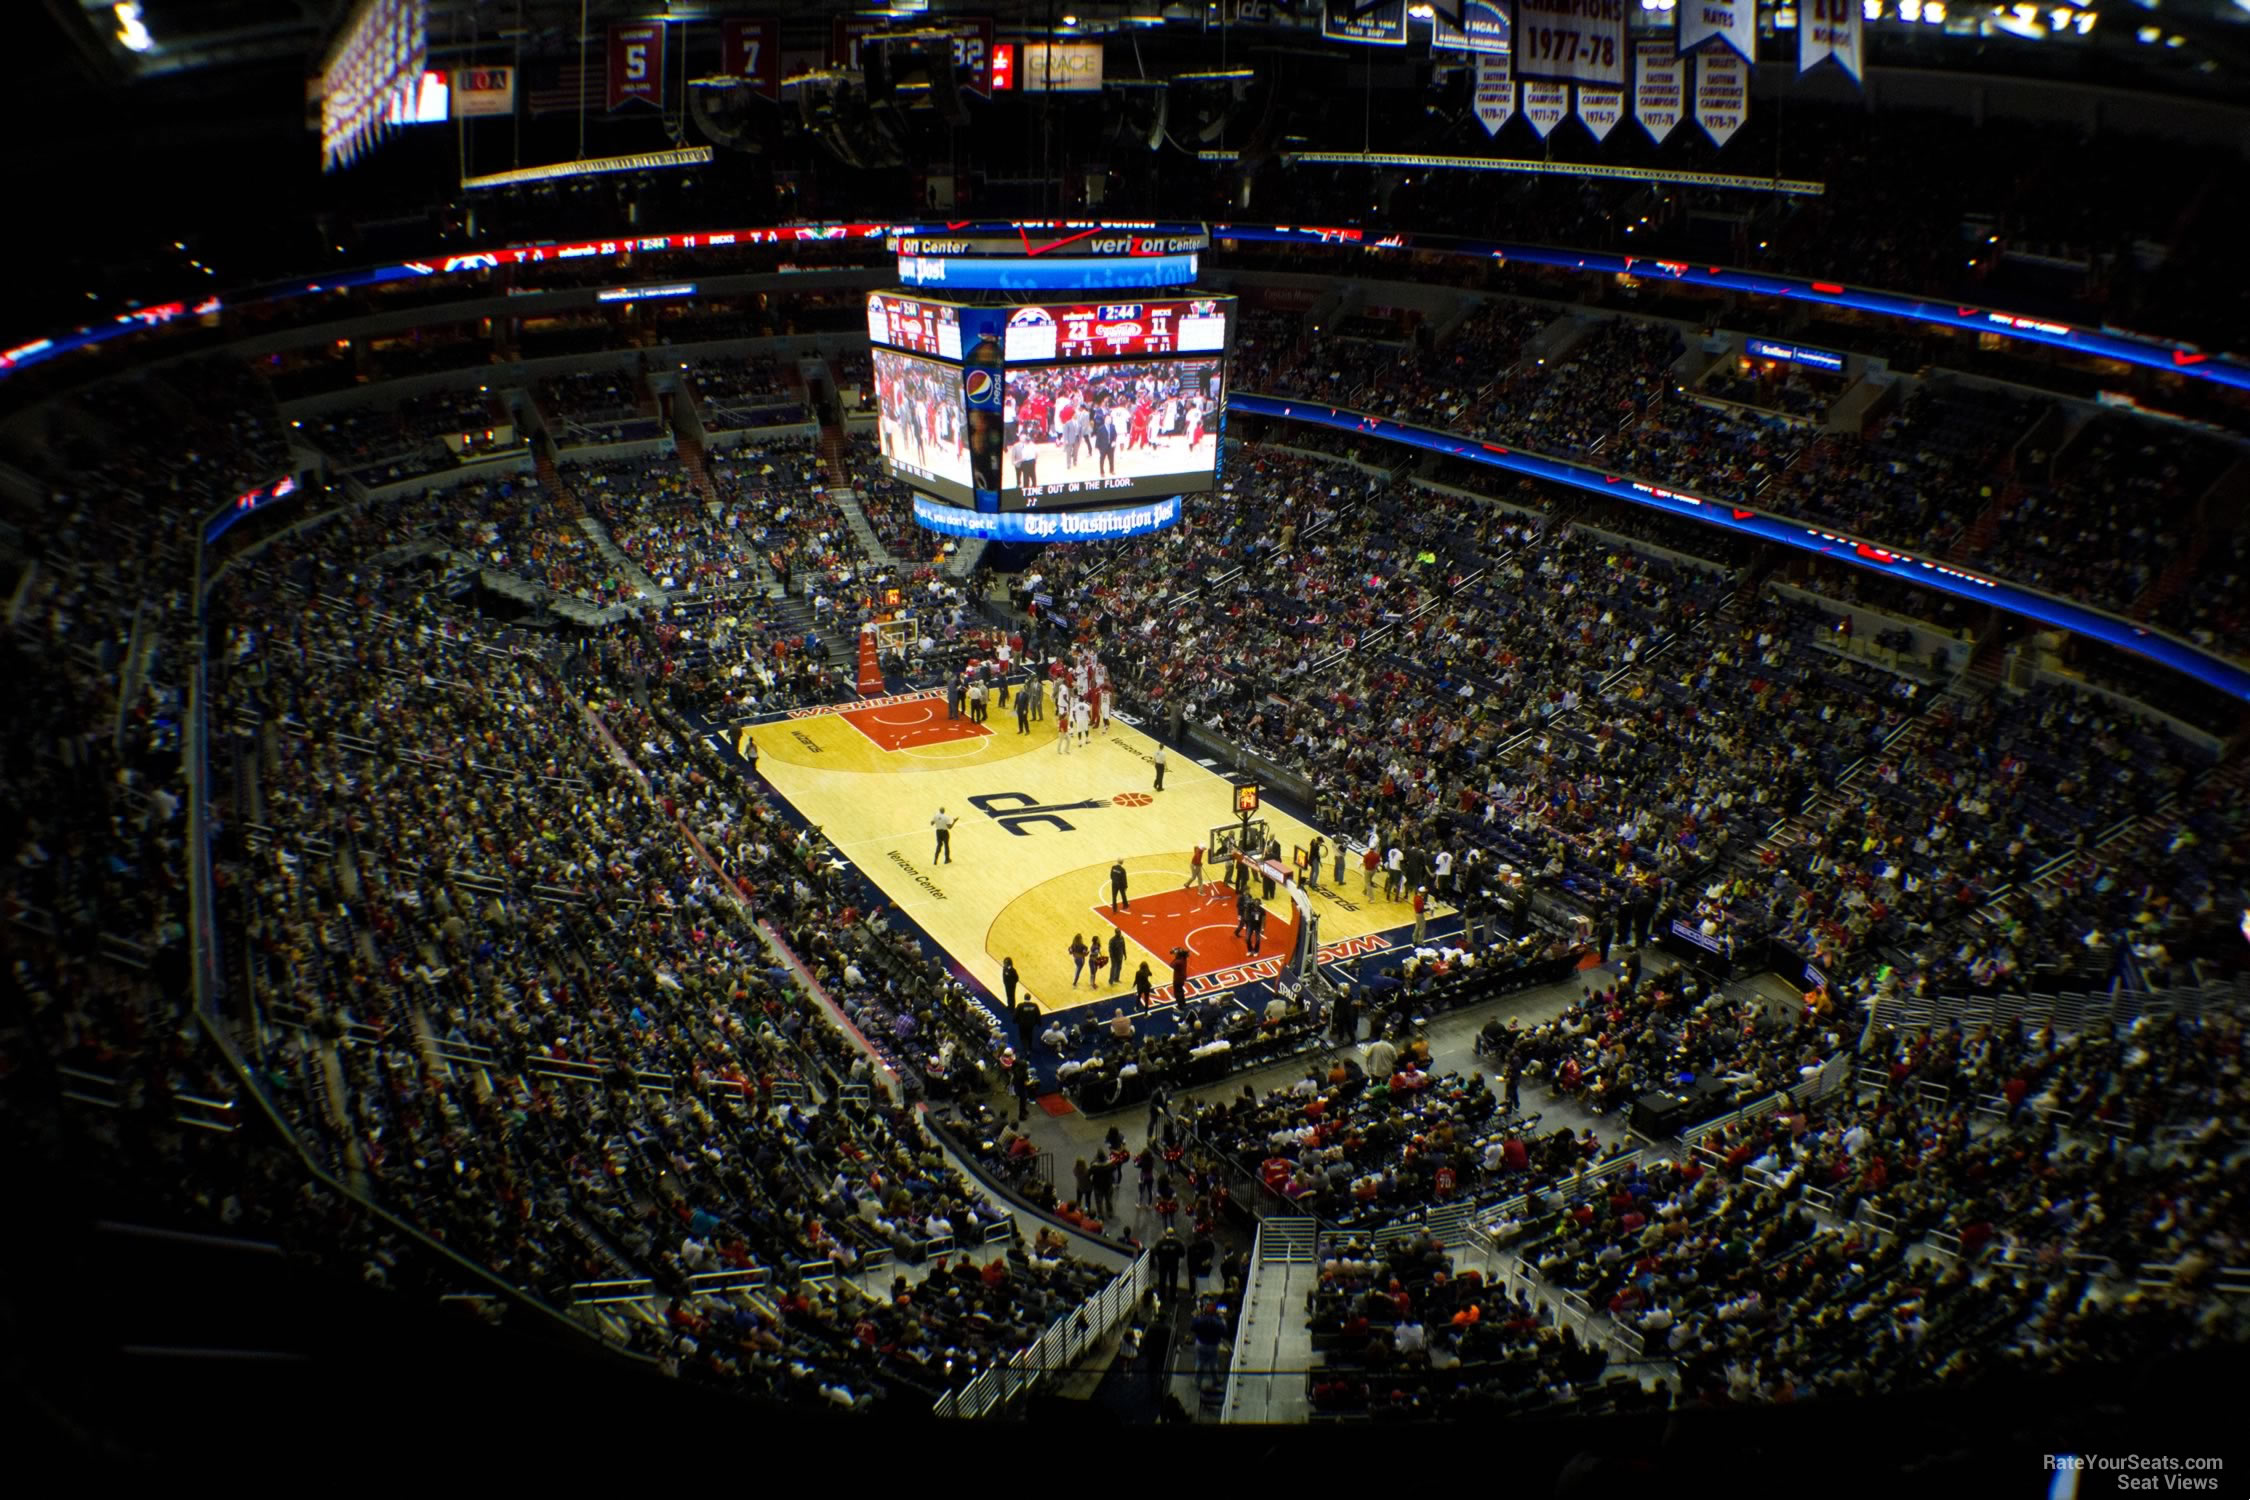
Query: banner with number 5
1509 0 1626 87
608 21 666 110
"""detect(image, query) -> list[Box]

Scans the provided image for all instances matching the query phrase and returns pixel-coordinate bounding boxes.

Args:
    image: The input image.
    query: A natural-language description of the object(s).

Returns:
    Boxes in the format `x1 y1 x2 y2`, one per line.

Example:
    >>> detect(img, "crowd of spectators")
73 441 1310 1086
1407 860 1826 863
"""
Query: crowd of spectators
1251 305 2250 647
1226 304 1307 393
686 355 802 429
1510 1003 2250 1405
1486 963 1834 1128
1306 1232 1642 1419
6 286 2246 1428
198 533 1121 1407
2155 526 2250 663
1699 360 1843 422
540 367 659 445
846 436 950 565
302 387 510 482
1990 418 2234 611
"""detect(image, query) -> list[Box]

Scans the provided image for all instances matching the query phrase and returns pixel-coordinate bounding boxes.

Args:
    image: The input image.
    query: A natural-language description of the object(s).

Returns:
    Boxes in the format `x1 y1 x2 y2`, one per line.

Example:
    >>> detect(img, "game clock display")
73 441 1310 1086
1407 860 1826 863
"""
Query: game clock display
866 293 962 360
1002 299 1231 362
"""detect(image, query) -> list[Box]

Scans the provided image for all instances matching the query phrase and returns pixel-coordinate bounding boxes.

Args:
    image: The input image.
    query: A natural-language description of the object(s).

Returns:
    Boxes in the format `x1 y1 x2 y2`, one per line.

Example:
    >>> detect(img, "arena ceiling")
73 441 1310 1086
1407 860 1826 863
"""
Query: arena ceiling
4 0 2247 351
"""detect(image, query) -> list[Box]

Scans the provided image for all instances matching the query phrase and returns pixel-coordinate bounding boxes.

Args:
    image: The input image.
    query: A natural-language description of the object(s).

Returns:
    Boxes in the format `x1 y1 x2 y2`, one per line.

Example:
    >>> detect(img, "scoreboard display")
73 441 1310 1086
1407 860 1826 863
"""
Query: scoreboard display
1003 299 1231 363
867 293 961 360
861 286 1232 527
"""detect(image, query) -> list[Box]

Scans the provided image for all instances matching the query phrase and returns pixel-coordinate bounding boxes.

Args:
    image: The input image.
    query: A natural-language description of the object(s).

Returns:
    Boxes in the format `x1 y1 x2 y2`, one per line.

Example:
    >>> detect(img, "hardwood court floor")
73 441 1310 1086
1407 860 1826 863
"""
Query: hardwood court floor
750 689 1443 1015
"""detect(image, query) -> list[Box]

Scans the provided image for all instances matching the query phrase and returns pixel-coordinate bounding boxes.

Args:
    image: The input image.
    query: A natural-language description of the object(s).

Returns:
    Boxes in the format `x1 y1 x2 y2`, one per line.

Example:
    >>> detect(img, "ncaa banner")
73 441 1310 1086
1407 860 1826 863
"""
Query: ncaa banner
1433 0 1510 54
1693 48 1748 146
607 22 666 110
1799 0 1864 83
1678 0 1755 63
722 18 779 99
1522 80 1569 138
1511 0 1627 86
1473 50 1514 135
1633 38 1682 143
1575 85 1624 141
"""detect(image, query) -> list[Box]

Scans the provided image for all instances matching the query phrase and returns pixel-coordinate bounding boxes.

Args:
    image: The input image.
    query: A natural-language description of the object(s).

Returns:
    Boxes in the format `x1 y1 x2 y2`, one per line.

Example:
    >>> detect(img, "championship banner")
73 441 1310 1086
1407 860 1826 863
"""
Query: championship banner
1522 79 1569 138
1799 0 1864 83
1633 38 1682 143
1511 0 1626 85
1473 49 1515 135
1576 85 1624 142
1433 0 1510 54
1677 0 1756 63
1693 48 1748 147
1322 0 1410 45
722 18 779 98
607 21 665 110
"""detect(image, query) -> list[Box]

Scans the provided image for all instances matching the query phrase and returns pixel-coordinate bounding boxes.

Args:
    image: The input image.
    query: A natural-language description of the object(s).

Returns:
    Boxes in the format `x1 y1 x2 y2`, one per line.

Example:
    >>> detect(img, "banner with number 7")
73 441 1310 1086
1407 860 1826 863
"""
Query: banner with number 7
723 18 780 100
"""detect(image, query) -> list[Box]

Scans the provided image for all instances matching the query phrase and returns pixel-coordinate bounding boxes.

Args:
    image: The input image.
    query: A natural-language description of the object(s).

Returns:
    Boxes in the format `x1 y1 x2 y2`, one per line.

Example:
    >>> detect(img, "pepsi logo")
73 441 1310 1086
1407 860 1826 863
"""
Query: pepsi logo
965 370 996 399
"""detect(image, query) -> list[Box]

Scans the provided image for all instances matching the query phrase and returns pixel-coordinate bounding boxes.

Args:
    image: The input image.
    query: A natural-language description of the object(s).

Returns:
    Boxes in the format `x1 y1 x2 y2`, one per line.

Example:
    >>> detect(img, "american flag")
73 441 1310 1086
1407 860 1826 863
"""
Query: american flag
528 62 599 115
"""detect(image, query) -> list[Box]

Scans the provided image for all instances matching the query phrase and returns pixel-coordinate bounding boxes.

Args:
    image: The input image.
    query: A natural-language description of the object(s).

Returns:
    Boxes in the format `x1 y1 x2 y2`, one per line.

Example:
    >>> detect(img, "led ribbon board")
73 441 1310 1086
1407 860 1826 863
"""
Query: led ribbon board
8 219 2245 397
910 492 1182 541
896 254 1201 290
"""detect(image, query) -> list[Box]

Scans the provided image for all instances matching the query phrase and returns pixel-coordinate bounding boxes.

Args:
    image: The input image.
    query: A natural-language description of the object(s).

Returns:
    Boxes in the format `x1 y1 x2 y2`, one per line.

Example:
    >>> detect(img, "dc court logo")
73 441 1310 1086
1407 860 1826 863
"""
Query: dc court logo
968 790 1143 836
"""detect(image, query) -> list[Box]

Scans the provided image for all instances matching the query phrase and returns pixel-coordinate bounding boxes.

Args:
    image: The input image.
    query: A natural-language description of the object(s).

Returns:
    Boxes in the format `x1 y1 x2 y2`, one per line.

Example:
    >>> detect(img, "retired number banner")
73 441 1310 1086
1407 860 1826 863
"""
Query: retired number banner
1575 85 1624 142
722 18 779 99
1693 48 1748 147
1799 0 1864 83
1633 38 1682 143
1521 80 1569 138
1473 49 1515 135
1510 0 1626 87
1677 0 1756 64
607 22 665 110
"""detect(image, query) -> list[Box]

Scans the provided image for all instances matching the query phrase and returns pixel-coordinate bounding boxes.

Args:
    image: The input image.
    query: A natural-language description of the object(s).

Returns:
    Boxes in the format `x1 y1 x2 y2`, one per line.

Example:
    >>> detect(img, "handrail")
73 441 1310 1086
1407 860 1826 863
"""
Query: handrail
1217 1218 1264 1422
932 1248 1152 1418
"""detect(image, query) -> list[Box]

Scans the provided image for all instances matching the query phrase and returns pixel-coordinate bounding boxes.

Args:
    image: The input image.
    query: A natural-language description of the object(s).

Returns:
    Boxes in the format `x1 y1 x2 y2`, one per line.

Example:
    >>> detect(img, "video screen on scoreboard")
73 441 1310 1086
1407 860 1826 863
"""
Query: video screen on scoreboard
1001 357 1224 508
871 349 973 505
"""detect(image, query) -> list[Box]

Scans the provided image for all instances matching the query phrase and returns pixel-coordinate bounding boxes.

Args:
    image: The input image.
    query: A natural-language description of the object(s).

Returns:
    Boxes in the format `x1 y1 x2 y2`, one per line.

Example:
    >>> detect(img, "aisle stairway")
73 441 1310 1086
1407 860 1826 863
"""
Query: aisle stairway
573 516 661 601
1732 690 1951 879
676 428 718 503
534 446 583 522
828 484 895 567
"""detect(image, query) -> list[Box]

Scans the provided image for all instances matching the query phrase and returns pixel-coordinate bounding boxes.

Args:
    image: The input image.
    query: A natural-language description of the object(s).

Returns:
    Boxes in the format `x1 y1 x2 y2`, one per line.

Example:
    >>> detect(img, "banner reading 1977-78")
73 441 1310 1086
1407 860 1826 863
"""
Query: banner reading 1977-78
1510 0 1627 87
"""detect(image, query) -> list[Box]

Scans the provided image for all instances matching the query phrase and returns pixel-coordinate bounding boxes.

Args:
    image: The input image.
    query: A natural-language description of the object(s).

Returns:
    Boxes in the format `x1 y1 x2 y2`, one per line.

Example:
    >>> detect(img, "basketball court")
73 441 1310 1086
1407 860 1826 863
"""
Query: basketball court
747 689 1443 1015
